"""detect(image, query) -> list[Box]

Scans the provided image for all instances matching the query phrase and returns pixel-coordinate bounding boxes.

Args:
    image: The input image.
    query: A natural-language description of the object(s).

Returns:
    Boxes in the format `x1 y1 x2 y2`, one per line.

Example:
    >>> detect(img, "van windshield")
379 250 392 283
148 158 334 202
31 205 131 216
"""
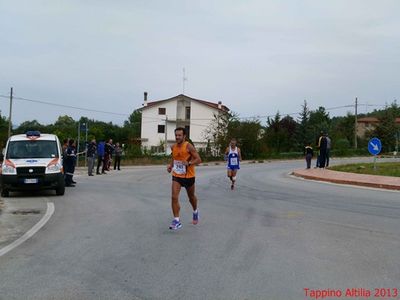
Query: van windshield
6 140 59 159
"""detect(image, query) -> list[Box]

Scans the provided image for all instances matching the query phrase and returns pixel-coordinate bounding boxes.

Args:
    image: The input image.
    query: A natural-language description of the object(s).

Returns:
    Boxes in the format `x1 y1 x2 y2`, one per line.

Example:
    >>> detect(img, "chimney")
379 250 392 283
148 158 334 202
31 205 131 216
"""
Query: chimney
143 92 148 107
218 101 222 109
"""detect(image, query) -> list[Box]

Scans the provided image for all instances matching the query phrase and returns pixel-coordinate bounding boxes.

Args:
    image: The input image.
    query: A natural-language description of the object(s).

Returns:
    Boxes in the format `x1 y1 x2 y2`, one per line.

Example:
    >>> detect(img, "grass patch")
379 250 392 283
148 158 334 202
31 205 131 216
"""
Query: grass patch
330 162 400 177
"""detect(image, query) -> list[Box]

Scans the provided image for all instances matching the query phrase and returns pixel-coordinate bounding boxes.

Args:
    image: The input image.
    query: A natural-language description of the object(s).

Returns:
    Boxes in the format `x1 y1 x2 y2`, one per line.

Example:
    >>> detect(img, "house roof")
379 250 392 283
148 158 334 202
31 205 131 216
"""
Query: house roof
357 117 380 123
358 117 400 123
140 94 230 112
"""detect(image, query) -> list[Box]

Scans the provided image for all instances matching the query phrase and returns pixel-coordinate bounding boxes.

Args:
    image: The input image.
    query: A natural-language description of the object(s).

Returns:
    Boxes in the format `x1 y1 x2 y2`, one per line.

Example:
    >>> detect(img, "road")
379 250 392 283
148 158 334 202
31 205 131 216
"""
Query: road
0 160 399 299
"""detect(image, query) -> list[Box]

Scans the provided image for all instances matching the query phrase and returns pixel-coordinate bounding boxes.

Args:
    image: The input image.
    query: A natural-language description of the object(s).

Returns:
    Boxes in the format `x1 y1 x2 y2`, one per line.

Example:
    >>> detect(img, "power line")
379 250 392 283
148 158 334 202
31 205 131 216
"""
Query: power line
0 94 129 117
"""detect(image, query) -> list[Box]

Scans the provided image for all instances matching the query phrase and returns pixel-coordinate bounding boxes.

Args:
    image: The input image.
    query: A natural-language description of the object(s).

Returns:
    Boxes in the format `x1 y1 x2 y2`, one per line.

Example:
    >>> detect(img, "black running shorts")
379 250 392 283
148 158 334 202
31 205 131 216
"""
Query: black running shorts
172 176 195 188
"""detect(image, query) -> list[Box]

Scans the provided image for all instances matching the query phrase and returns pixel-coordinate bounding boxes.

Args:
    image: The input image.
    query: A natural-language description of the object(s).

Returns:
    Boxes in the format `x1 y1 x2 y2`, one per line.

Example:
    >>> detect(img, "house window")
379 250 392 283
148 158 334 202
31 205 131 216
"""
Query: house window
185 125 190 139
158 125 165 133
158 108 166 115
185 107 191 120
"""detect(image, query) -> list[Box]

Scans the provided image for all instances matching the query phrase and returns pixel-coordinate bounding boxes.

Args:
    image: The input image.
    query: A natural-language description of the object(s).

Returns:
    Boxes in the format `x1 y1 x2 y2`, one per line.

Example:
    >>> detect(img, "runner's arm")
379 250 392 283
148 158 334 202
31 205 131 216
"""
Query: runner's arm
238 148 242 161
167 146 174 173
187 144 202 166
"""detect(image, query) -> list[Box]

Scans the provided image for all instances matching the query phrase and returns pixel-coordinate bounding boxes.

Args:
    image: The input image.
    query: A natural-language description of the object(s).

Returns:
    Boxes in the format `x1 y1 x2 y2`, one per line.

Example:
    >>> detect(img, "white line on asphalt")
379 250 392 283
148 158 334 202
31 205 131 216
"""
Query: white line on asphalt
288 173 400 193
0 202 55 257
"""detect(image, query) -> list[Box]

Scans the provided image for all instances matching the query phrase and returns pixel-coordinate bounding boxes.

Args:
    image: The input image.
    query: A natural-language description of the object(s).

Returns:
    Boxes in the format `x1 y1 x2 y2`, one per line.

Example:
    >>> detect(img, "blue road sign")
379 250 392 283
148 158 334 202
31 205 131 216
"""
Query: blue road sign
368 137 382 155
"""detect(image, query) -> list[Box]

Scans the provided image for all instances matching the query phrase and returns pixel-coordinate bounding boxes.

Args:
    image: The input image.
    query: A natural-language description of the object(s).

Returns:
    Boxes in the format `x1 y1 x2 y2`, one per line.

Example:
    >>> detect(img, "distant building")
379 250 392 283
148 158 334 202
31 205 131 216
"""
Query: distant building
140 93 229 154
357 117 400 138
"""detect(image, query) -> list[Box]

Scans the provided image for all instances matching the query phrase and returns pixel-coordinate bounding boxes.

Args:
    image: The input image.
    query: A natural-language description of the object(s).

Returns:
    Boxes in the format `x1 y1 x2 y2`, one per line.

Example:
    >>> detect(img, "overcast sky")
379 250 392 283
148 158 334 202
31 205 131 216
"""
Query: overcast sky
1 0 399 126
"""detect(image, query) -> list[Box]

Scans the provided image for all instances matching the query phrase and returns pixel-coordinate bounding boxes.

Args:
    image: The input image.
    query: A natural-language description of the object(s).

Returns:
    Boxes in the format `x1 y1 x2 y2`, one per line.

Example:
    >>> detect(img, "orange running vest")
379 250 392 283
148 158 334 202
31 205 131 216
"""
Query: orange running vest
171 142 195 178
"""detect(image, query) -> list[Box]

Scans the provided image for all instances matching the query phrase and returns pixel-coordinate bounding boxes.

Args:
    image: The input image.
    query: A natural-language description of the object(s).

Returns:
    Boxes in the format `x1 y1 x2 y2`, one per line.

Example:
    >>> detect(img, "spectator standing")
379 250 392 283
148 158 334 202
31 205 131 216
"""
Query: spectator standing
87 139 97 176
96 141 105 174
325 134 332 167
304 143 314 169
65 139 77 187
104 139 114 172
113 142 122 170
62 138 68 179
318 133 328 168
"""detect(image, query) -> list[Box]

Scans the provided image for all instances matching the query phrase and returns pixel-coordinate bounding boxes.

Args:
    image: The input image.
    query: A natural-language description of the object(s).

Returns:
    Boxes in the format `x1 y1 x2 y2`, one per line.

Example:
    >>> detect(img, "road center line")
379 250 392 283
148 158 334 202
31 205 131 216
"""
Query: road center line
0 202 55 257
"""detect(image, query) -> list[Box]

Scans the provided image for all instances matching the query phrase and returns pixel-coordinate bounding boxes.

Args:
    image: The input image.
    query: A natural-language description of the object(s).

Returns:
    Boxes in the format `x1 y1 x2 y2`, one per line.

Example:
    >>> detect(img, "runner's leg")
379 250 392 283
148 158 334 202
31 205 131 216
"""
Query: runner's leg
171 180 182 218
186 184 198 211
186 183 198 224
231 169 237 189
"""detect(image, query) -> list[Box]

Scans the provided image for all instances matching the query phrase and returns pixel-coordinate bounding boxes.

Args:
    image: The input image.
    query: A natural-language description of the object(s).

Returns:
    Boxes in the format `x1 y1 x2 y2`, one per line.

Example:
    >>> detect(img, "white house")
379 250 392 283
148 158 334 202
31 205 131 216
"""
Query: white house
140 93 229 154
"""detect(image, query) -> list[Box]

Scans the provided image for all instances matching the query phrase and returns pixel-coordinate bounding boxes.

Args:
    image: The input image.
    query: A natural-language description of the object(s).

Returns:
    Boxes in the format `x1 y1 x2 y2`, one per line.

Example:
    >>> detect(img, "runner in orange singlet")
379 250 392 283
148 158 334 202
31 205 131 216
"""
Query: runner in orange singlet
167 127 202 230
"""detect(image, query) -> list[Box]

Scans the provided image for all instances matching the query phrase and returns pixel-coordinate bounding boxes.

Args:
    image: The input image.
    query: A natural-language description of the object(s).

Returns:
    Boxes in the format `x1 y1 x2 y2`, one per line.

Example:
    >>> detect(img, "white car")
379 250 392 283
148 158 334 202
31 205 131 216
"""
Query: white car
1 131 65 197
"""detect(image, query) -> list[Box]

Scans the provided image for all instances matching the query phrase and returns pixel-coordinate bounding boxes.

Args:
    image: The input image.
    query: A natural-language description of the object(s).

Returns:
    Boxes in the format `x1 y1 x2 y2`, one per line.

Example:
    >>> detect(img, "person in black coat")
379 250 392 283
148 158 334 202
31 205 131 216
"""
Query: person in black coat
318 133 328 168
65 139 77 186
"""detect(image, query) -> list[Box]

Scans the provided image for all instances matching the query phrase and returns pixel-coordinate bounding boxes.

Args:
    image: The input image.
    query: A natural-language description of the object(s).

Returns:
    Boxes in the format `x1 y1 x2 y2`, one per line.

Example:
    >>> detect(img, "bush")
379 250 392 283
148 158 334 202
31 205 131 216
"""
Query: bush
334 138 351 156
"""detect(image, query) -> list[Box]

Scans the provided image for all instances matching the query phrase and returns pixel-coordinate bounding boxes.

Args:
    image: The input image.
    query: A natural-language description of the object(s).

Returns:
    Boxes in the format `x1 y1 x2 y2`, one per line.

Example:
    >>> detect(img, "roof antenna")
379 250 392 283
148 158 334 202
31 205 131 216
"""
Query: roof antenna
182 67 188 94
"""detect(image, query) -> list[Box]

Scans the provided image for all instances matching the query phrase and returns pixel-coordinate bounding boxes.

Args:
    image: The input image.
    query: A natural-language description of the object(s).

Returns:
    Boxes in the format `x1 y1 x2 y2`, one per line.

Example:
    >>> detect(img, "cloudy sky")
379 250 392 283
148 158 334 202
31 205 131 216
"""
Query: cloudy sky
1 0 399 126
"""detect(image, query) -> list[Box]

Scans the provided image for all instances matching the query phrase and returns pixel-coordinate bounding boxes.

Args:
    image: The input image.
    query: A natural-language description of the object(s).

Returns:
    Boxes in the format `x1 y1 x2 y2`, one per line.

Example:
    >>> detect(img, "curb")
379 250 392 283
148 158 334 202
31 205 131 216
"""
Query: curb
292 170 400 191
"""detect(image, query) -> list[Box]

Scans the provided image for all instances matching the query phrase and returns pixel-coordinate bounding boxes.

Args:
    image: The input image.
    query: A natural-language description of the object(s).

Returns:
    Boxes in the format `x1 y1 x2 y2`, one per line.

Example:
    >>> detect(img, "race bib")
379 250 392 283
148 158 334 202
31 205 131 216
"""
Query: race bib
230 157 238 166
173 160 187 175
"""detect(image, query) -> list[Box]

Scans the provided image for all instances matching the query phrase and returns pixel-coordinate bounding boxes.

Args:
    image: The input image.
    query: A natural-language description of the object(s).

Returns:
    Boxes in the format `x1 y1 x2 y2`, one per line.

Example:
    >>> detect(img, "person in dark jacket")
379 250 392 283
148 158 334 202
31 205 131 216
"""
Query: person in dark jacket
103 139 114 173
113 142 122 170
65 139 77 186
87 139 97 176
304 143 314 169
62 138 68 180
96 141 105 174
318 133 328 168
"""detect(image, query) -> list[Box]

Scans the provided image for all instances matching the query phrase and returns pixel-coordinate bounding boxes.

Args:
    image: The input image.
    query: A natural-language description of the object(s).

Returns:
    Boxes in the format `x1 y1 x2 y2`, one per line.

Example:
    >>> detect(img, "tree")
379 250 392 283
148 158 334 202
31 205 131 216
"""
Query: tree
264 112 284 153
0 111 8 149
233 119 263 159
374 105 398 153
124 109 142 142
330 113 355 148
296 100 312 148
309 106 330 144
204 111 238 156
14 120 46 134
52 115 77 142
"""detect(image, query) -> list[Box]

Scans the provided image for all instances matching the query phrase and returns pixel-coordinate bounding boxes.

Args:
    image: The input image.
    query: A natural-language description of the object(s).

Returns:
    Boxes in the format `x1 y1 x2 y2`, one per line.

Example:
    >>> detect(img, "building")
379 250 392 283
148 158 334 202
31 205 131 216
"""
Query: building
357 117 400 138
140 93 229 154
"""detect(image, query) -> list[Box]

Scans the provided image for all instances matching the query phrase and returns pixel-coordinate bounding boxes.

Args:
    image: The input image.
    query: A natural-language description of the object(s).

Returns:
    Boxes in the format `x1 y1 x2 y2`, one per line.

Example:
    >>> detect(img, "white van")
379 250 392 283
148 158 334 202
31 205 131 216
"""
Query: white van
1 131 65 197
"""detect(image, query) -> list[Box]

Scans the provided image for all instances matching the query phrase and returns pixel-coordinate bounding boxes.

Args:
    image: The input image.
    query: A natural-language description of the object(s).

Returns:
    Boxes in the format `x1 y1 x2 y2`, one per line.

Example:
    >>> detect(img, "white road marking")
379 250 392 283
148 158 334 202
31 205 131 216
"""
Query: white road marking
0 202 55 257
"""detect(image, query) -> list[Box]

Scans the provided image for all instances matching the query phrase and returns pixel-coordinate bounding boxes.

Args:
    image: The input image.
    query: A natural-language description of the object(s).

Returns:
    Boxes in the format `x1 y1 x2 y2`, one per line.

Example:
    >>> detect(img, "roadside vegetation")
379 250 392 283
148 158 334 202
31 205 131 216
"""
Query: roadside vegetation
330 162 400 177
0 100 399 162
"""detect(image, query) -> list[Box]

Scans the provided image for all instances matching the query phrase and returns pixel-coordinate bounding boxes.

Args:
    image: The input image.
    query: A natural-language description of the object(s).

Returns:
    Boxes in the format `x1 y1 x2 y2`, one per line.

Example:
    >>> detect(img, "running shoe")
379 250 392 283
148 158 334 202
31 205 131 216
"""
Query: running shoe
169 219 182 230
192 211 199 225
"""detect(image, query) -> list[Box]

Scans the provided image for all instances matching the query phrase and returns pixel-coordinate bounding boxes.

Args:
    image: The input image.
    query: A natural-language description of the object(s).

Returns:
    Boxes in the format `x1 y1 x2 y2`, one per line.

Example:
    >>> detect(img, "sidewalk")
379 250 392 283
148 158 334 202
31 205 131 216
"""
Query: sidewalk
292 168 400 191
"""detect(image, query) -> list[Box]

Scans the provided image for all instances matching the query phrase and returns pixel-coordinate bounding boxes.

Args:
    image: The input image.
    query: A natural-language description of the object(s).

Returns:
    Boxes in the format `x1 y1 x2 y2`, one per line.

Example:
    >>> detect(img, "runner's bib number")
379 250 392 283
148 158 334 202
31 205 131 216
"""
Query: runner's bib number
173 160 187 175
230 157 238 166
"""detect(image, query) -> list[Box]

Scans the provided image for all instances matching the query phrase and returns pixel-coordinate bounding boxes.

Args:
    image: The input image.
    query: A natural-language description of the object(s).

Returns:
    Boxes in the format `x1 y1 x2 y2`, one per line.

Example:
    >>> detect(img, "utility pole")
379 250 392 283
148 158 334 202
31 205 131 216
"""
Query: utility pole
165 115 168 155
8 87 13 138
354 97 358 149
83 122 88 167
77 122 81 167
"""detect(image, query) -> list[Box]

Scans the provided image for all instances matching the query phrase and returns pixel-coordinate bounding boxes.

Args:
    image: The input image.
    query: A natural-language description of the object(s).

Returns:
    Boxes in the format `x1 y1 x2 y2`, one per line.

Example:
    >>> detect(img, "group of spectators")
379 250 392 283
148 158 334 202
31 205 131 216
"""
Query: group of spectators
304 132 332 169
86 139 123 176
62 138 123 186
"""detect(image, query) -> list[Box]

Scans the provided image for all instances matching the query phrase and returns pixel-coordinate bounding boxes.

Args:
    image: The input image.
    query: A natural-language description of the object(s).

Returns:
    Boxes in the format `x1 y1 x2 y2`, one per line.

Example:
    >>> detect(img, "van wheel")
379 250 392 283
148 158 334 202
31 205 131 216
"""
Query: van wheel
56 186 65 196
1 189 9 197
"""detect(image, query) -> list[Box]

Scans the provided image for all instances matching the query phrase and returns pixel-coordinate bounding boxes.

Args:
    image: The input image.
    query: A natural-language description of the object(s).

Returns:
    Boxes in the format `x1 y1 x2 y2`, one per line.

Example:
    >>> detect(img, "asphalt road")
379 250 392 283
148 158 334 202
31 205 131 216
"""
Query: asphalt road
0 160 399 300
